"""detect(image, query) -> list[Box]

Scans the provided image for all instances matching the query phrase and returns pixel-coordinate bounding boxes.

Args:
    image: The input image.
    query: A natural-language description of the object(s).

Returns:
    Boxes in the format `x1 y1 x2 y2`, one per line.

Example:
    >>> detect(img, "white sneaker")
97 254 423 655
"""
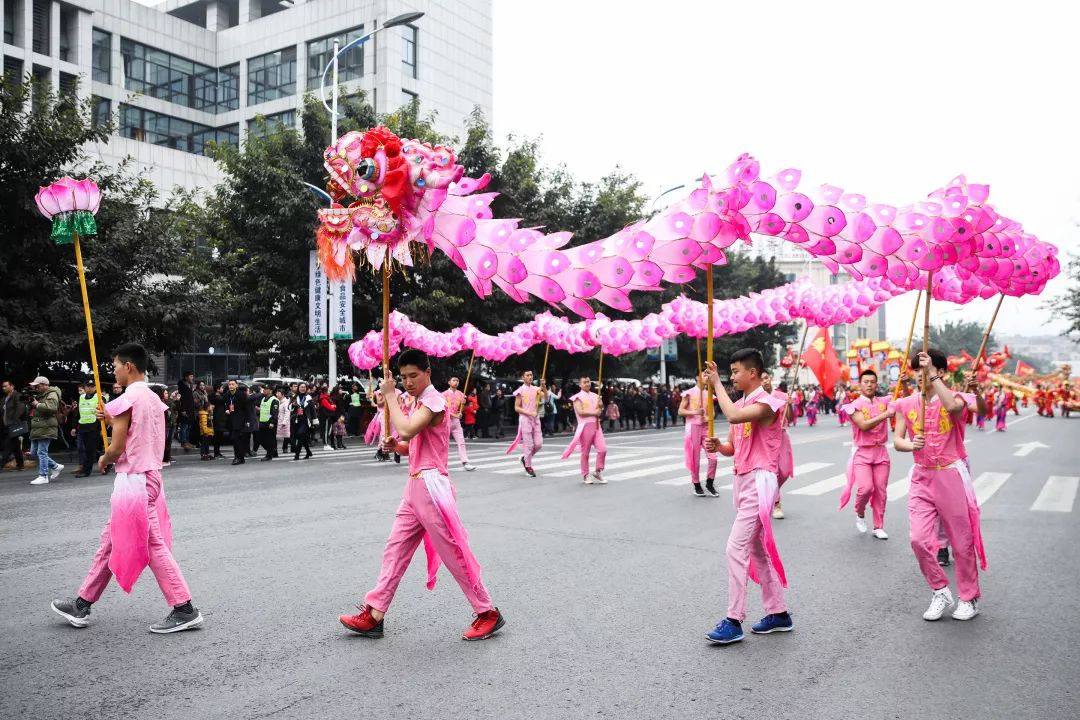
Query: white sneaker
952 599 979 621
583 474 593 484
872 528 889 540
50 464 64 480
31 476 49 485
462 462 477 472
593 471 606 484
771 505 785 520
855 516 868 534
923 587 954 621
323 445 332 451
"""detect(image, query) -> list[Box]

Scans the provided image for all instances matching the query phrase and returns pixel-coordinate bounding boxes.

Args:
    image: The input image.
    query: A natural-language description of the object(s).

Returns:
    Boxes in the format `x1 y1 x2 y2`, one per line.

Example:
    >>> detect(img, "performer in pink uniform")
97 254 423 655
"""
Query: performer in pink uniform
442 376 476 472
837 386 850 426
994 390 1008 432
702 350 791 645
50 343 203 634
761 372 794 520
507 370 545 477
838 369 895 539
339 349 505 641
678 374 720 498
561 377 607 484
894 349 987 622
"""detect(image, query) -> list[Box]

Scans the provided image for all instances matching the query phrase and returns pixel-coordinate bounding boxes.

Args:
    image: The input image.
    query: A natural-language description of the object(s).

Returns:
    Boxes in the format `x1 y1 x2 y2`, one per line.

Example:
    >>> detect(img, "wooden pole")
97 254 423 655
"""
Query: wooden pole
970 295 1005 373
790 321 811 392
73 232 108 448
892 290 922 401
917 272 934 433
463 350 476 394
706 264 715 437
382 247 391 436
695 336 703 387
597 346 604 387
541 343 550 386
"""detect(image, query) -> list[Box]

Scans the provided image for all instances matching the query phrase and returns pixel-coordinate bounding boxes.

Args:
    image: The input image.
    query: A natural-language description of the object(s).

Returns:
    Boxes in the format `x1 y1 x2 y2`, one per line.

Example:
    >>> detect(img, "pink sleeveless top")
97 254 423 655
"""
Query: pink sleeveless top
103 381 168 474
895 391 976 468
731 387 786 475
442 388 465 418
842 394 893 446
513 384 541 413
408 384 449 476
685 387 709 426
571 391 600 425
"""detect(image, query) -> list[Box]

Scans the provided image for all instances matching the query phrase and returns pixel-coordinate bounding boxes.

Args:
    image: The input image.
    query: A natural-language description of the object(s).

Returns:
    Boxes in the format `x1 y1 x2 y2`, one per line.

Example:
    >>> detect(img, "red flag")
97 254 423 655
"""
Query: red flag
802 328 844 398
1015 360 1035 376
779 347 795 368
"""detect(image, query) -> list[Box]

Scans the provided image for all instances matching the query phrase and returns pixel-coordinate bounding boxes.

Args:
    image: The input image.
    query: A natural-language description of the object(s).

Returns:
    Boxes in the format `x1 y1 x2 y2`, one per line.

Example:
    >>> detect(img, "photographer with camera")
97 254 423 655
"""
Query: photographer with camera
28 376 64 485
2 380 29 471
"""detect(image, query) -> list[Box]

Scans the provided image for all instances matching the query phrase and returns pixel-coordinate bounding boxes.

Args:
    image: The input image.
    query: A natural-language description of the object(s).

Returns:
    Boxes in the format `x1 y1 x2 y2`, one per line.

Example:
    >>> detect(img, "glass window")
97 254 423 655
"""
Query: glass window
246 109 296 138
92 29 111 83
216 63 239 112
3 56 22 81
120 38 232 113
247 46 297 105
401 25 417 79
91 96 110 127
32 0 50 55
400 89 417 109
4 0 15 46
306 26 365 90
118 103 235 155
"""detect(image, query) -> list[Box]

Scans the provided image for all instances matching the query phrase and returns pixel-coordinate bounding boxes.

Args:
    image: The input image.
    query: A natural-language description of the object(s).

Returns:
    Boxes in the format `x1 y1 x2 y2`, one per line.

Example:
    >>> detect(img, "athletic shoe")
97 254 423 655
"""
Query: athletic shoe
855 516 868 534
462 608 505 641
323 445 333 451
704 478 720 497
31 476 49 485
51 598 91 628
592 471 607 484
521 457 536 477
937 547 951 566
706 618 744 645
260 456 273 462
923 587 954 621
462 462 477 472
772 504 785 520
693 483 706 498
751 612 794 634
49 464 64 480
583 474 593 484
339 605 384 638
149 606 204 634
872 528 889 540
393 454 400 464
952 599 979 621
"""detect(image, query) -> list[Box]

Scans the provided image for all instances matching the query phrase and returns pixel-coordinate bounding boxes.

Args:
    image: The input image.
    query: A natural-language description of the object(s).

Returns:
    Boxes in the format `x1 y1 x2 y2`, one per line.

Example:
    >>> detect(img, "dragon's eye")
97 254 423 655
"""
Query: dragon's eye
358 158 377 180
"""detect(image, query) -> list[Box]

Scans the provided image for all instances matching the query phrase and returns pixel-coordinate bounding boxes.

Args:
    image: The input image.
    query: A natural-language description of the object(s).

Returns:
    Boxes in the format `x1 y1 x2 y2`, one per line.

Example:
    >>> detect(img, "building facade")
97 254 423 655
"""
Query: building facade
3 0 493 194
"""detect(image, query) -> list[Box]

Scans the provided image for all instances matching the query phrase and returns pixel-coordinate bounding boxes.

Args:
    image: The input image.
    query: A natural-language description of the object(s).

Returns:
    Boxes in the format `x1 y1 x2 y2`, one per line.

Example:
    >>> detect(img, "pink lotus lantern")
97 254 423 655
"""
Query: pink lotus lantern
34 177 102 245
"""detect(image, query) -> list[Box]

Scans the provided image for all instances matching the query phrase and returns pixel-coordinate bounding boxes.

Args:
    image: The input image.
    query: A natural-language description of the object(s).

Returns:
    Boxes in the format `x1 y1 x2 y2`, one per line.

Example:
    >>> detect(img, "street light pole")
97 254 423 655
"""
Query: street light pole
318 12 424 392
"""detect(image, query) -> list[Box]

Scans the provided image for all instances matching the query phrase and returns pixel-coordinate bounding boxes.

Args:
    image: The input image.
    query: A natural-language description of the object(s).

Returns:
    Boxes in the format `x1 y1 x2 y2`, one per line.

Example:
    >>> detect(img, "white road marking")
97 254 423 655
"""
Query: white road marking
1031 476 1079 513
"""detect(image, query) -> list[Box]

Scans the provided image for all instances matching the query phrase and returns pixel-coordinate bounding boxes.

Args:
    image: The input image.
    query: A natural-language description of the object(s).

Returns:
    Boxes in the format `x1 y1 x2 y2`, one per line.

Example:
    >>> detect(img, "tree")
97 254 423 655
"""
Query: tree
1043 252 1080 342
927 320 994 356
0 76 201 382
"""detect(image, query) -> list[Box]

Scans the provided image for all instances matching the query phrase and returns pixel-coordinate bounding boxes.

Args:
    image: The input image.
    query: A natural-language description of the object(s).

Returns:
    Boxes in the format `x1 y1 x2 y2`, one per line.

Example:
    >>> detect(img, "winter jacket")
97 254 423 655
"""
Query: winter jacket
30 387 63 440
2 391 26 429
198 409 214 437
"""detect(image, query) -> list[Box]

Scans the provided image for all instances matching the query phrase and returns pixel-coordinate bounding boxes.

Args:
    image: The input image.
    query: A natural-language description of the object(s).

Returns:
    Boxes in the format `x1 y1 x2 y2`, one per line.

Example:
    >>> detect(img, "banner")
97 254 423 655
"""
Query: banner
645 337 678 362
309 251 327 342
330 276 353 340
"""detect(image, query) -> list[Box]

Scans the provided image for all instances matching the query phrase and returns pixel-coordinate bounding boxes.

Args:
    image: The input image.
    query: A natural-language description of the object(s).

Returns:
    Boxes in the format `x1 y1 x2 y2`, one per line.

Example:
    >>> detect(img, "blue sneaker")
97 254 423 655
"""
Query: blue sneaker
751 612 793 634
705 618 744 645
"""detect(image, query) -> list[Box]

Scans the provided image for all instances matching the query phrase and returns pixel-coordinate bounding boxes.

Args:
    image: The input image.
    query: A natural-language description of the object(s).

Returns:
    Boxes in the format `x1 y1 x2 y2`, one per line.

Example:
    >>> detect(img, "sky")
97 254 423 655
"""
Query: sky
491 0 1080 340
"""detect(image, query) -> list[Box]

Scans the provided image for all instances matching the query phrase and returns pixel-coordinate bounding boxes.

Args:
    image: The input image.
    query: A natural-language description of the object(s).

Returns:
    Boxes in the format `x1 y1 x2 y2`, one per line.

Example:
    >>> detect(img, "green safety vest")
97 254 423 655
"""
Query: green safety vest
351 392 361 406
259 396 275 422
79 394 98 424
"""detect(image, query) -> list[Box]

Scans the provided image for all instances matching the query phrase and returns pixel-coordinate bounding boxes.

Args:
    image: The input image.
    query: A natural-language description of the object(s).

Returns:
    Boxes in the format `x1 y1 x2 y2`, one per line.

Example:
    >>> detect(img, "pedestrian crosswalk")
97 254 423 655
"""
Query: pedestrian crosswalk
207 438 1079 515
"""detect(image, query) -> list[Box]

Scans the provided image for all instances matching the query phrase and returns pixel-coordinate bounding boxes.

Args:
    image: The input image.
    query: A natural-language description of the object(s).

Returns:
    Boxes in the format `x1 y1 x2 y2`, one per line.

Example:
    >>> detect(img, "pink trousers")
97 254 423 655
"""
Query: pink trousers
852 446 890 529
449 418 469 463
578 422 607 475
518 415 542 466
365 474 493 614
908 466 980 601
78 471 191 606
727 471 787 621
684 422 718 484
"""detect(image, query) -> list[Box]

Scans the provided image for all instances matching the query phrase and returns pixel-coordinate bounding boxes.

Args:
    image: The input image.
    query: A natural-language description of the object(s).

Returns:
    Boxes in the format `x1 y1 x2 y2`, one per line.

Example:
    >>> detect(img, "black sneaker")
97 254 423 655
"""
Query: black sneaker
149 605 204 634
937 547 951 566
704 478 720 497
521 457 536 477
394 454 400 464
51 598 91 628
693 483 706 498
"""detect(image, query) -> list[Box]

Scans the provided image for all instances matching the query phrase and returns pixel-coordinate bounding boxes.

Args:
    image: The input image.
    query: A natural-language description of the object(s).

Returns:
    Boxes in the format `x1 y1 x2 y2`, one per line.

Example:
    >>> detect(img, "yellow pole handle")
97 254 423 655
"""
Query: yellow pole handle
706 264 715 437
918 273 934 432
970 295 1005 373
382 248 391 437
893 290 922 401
463 350 476 394
73 232 108 449
541 343 550 386
597 347 604 387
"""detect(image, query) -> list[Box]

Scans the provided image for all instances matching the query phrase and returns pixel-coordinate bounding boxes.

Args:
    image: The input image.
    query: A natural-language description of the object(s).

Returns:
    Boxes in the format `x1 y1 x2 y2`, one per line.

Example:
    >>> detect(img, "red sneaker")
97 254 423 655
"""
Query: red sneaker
462 608 505 641
339 605 384 638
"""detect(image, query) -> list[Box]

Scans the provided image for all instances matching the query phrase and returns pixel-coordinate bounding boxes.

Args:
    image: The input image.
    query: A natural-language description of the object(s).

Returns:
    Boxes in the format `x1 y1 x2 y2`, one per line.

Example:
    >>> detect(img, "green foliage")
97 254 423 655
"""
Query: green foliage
1043 252 1080 341
927 320 994 356
0 75 201 382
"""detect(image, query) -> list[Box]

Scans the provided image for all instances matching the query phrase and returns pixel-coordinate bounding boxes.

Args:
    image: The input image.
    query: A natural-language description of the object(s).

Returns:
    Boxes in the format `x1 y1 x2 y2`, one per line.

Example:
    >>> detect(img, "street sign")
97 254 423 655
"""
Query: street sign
646 337 678 363
329 275 353 340
308 251 326 341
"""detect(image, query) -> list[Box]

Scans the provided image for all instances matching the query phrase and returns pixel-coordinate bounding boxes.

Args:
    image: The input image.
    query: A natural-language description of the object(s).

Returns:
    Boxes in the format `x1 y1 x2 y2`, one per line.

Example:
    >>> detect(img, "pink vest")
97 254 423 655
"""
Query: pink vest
571 391 600 425
685 387 709 426
896 391 976 468
731 387 786 475
842 394 892 447
513 384 540 414
103 381 168 474
442 388 465 418
408 384 449 476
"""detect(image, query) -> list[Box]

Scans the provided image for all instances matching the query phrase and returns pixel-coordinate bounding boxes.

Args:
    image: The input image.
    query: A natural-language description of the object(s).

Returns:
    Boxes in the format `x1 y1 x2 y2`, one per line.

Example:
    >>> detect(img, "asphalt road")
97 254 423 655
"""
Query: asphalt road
2 407 1077 720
